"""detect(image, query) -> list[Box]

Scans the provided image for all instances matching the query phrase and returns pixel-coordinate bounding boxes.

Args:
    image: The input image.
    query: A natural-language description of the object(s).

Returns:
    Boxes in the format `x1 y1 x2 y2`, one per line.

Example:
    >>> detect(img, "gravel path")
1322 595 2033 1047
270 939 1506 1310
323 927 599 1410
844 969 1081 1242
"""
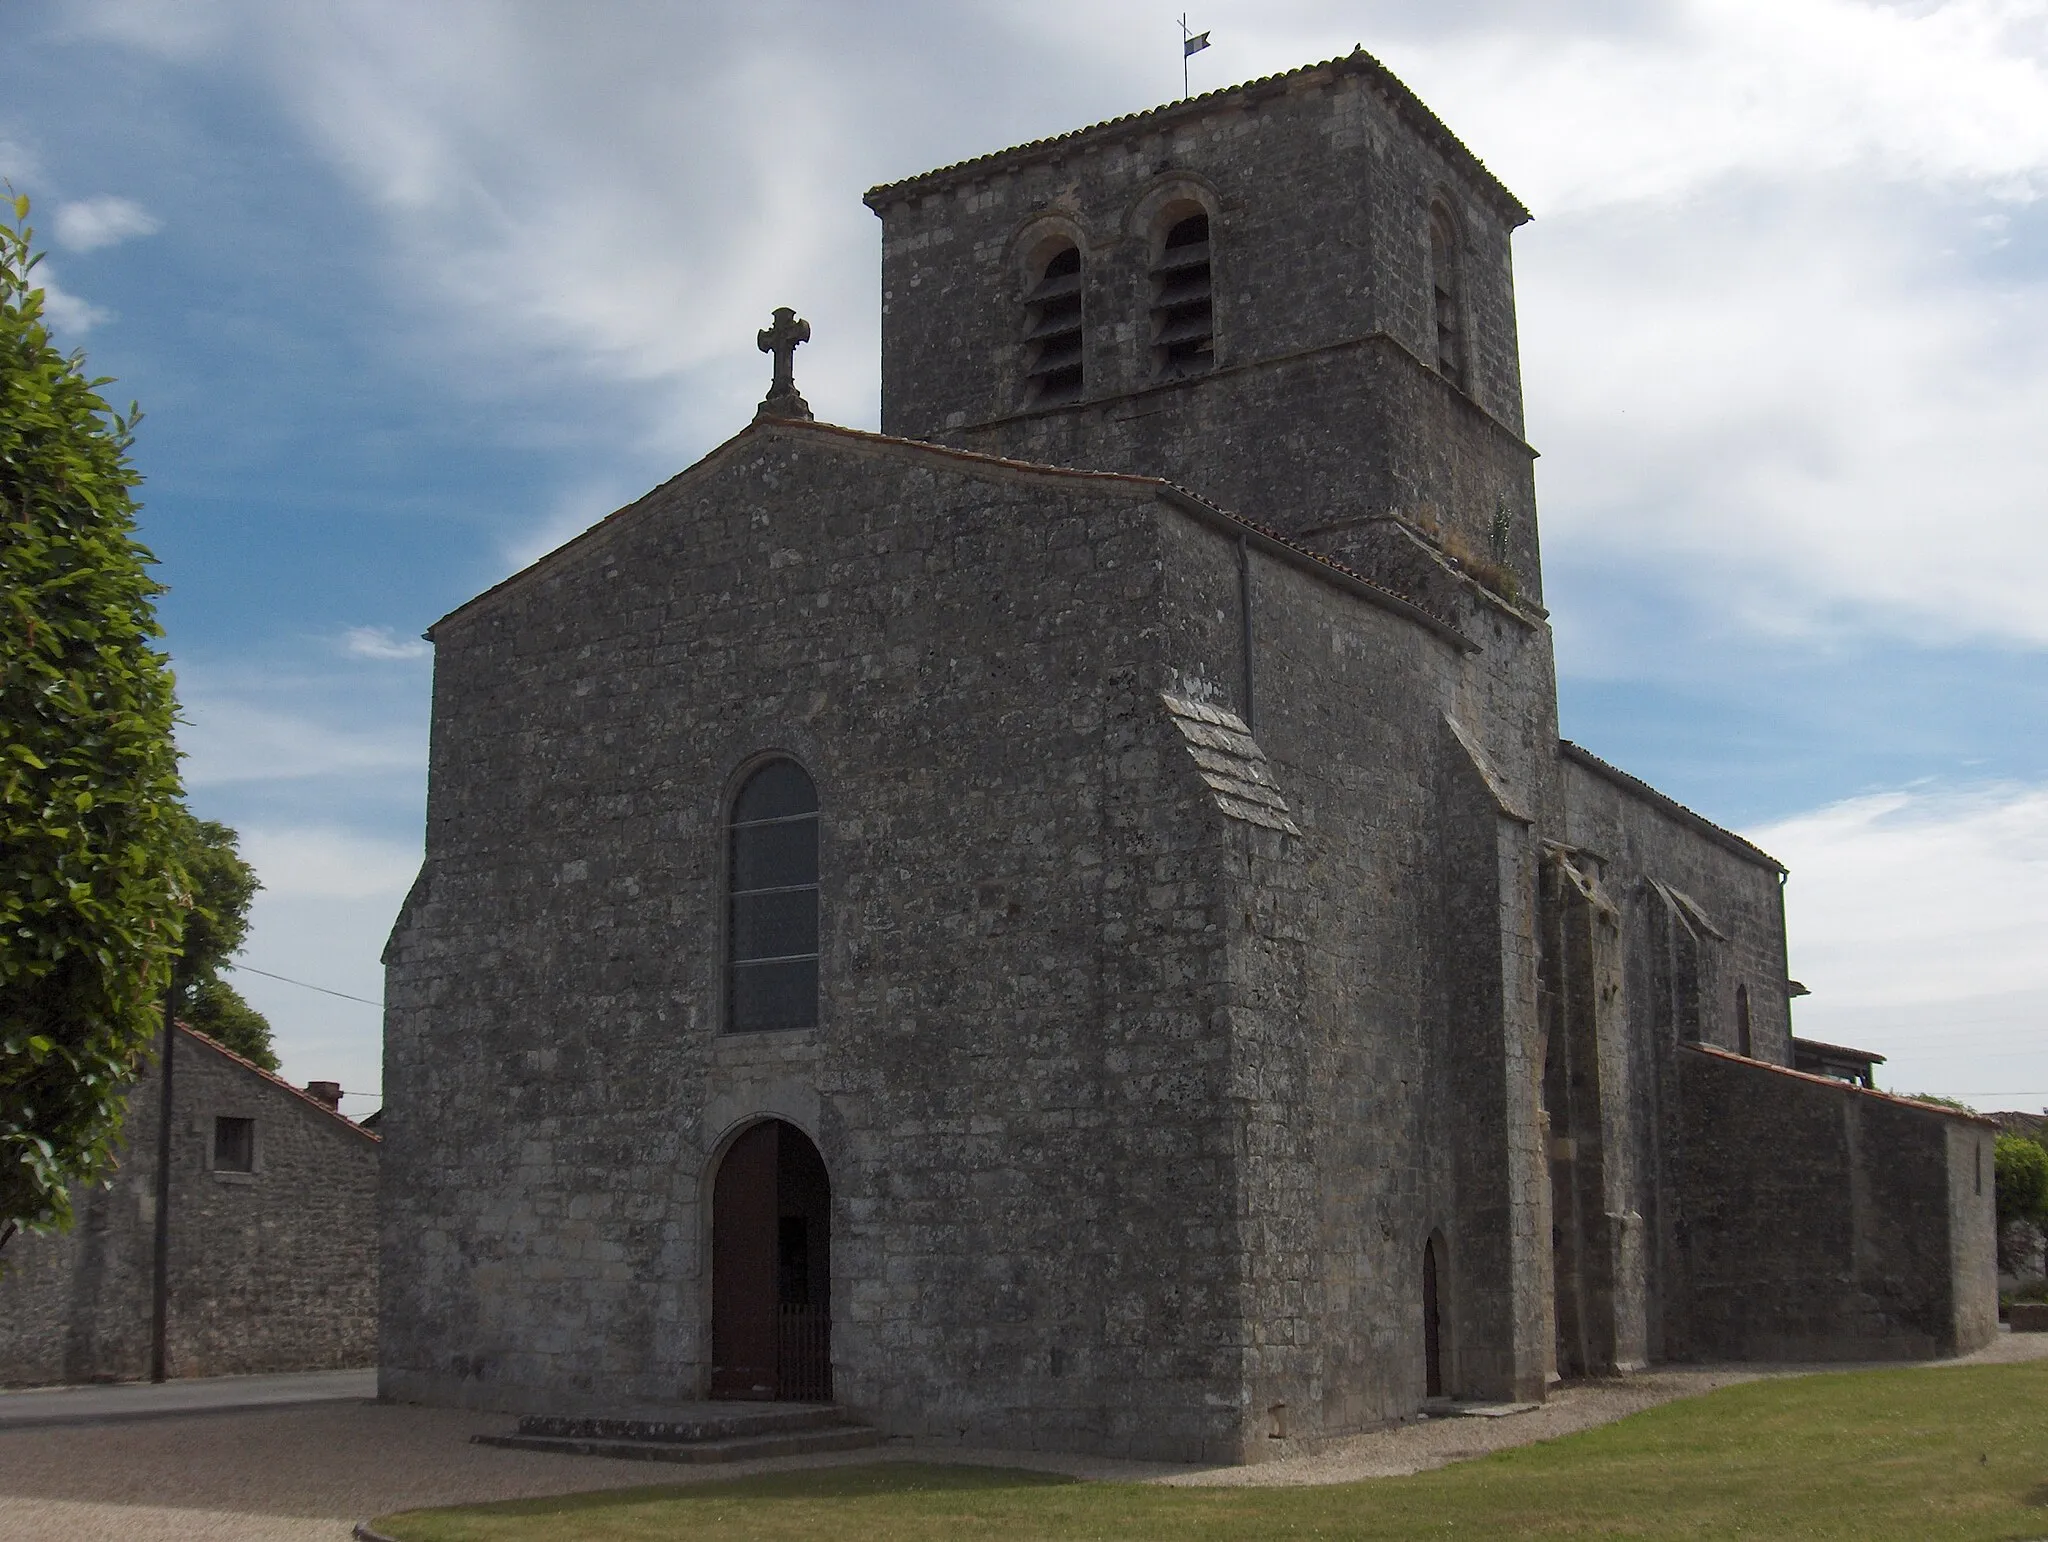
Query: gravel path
3 1331 2041 1540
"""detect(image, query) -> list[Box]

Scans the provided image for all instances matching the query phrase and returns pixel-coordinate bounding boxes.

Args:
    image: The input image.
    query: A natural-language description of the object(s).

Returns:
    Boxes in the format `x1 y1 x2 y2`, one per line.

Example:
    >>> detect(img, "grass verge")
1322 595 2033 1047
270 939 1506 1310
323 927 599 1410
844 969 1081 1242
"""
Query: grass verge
374 1360 2048 1541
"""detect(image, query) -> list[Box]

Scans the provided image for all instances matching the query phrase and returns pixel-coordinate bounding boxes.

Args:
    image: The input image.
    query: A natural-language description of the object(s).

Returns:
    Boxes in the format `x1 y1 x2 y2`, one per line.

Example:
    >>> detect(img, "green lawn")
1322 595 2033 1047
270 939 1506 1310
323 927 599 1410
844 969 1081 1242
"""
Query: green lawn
375 1361 2048 1541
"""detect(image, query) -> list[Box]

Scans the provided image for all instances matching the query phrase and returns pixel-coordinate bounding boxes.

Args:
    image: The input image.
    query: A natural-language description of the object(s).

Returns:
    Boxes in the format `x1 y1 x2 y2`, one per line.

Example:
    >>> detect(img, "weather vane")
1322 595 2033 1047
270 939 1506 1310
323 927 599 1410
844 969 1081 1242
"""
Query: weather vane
1180 15 1210 99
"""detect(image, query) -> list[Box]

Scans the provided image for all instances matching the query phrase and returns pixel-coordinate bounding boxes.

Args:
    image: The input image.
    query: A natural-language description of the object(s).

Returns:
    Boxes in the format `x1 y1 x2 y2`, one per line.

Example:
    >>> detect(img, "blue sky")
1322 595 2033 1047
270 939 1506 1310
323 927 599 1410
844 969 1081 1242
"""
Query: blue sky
6 0 2045 1115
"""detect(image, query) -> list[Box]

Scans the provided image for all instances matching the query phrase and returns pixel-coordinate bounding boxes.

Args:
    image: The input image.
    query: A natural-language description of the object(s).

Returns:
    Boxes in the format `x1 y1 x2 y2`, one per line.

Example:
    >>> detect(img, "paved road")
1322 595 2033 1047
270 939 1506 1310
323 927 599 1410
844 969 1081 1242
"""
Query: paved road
0 1370 377 1429
2 1333 2041 1542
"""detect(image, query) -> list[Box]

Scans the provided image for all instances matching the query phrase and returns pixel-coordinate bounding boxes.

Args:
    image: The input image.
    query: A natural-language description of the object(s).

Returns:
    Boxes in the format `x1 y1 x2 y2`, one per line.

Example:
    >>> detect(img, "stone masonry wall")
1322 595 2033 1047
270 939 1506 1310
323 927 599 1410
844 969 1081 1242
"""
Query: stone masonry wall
384 425 1266 1461
1148 489 1558 1429
1559 750 1795 1362
0 1028 379 1386
1668 1046 1997 1361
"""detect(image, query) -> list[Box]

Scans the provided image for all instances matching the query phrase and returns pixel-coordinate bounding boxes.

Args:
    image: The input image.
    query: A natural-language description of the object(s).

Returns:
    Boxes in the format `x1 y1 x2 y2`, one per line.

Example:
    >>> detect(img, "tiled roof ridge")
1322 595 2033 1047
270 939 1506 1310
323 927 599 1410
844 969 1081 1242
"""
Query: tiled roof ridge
864 47 1531 226
1684 1042 2000 1127
1558 739 1785 874
174 1023 380 1141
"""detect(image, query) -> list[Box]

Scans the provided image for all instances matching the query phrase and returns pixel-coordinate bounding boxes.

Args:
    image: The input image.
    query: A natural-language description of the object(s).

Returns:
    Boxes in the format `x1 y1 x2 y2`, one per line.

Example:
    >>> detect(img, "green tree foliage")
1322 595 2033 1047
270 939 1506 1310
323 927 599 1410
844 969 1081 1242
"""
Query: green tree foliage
1 195 189 1240
167 813 273 1070
182 977 275 1069
1994 1133 2048 1235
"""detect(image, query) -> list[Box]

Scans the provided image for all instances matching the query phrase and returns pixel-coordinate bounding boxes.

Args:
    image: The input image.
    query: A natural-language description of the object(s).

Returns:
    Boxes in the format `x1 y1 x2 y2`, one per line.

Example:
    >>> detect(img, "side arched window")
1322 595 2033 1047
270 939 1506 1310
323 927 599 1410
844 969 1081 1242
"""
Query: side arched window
1428 202 1466 391
727 759 819 1032
1150 210 1215 379
1022 242 1085 405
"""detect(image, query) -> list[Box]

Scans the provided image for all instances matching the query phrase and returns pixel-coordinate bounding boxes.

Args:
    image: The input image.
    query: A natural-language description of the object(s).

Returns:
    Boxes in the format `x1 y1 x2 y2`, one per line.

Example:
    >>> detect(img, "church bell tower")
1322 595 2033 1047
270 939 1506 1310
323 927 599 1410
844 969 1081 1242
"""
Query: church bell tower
865 48 1543 605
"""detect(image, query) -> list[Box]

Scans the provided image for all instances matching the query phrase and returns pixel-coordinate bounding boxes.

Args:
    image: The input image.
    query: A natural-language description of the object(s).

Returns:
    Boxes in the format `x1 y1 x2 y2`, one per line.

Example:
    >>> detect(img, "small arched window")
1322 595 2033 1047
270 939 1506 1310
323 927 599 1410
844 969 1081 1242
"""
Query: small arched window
1022 243 1085 405
1150 210 1214 379
1428 203 1466 391
1736 983 1753 1057
727 759 819 1033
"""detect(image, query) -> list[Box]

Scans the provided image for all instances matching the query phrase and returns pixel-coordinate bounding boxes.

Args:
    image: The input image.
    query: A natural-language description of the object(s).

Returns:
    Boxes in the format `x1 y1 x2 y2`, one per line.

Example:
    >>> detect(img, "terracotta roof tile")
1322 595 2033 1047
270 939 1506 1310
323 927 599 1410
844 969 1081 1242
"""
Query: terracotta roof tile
1685 1043 1999 1127
176 1024 380 1141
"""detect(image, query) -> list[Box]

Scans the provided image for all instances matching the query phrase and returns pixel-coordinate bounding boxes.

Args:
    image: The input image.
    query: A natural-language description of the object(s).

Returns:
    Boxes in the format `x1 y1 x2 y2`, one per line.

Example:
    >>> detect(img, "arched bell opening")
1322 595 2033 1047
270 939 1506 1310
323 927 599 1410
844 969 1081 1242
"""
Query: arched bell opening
709 1119 832 1401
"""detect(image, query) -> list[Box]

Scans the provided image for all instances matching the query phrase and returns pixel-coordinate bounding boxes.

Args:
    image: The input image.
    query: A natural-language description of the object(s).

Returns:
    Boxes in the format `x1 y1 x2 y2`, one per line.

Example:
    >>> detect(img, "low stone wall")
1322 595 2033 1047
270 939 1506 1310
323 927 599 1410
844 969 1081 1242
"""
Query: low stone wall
1668 1045 1997 1362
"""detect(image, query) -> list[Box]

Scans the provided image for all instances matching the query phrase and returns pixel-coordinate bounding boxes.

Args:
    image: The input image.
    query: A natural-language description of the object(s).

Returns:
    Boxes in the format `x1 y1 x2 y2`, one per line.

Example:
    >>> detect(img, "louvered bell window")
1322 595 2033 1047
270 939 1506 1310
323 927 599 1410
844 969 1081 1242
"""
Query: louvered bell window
1022 245 1085 405
727 760 820 1032
1150 212 1214 379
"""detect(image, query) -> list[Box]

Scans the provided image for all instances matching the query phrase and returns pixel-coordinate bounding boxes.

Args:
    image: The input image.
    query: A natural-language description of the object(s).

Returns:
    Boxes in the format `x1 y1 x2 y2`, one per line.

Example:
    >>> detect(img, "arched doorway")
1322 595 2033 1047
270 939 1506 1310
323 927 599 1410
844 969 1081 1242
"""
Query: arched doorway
1423 1234 1448 1400
710 1120 832 1400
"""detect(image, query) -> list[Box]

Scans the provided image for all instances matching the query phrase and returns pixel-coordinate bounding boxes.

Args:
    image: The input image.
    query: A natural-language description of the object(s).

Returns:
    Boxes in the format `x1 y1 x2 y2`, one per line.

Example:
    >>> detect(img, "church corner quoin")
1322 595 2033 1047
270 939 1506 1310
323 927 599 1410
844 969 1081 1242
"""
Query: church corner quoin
380 50 1997 1462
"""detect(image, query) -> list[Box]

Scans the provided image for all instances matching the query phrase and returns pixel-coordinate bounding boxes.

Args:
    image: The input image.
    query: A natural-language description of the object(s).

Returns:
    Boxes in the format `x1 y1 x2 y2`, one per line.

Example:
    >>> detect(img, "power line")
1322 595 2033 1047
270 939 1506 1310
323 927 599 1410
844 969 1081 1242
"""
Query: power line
224 963 382 1009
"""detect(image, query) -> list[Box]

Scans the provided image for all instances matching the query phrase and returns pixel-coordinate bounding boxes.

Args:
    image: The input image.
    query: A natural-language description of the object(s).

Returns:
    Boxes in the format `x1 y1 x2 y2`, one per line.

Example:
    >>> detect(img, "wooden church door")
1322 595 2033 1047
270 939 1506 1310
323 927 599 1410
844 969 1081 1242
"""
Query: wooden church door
711 1120 832 1401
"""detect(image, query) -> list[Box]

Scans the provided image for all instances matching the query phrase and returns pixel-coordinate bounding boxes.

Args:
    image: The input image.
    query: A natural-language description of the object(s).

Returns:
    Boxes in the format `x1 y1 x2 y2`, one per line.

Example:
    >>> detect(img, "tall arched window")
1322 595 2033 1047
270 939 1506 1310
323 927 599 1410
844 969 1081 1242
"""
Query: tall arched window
1428 202 1466 391
1150 209 1214 379
727 759 819 1032
1022 242 1085 405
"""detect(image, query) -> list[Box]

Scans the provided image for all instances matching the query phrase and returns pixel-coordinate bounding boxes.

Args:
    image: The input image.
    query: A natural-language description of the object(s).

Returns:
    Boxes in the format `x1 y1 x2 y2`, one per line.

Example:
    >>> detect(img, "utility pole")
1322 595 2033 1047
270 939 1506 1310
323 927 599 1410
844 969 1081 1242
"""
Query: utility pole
149 982 175 1382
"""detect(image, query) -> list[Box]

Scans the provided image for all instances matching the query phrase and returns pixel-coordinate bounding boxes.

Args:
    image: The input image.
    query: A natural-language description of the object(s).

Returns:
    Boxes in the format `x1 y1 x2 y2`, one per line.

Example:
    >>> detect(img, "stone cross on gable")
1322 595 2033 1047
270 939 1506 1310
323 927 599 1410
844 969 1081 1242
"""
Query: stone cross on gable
755 306 814 422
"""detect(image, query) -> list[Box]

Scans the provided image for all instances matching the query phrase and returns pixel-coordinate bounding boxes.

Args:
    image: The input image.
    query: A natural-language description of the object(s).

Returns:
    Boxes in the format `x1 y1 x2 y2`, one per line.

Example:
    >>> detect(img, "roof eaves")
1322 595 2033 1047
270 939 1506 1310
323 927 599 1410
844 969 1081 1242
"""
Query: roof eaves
1684 1043 1999 1127
1791 1036 1889 1066
175 1024 380 1142
428 424 768 636
1155 484 1478 653
864 48 1531 228
426 415 1475 655
1559 740 1785 875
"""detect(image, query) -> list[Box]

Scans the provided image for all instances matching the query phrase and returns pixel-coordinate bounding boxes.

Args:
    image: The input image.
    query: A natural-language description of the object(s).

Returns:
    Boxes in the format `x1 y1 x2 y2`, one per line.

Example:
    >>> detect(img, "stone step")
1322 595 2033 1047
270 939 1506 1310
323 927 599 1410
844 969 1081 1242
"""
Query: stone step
512 1404 852 1445
473 1423 882 1465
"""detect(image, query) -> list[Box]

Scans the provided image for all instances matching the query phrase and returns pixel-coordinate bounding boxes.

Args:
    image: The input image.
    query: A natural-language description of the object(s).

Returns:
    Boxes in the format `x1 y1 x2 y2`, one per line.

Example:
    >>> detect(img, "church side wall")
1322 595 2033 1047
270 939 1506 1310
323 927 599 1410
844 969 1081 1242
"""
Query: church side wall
1669 1048 1997 1361
1558 758 1791 1062
1558 756 1792 1363
383 436 1254 1462
1152 509 1554 1439
0 1033 378 1386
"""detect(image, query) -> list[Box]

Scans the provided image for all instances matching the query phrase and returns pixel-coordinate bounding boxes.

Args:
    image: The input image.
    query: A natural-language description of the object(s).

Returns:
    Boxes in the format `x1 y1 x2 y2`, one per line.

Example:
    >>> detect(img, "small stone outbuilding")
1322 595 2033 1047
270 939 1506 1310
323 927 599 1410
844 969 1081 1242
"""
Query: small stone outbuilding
0 1026 379 1386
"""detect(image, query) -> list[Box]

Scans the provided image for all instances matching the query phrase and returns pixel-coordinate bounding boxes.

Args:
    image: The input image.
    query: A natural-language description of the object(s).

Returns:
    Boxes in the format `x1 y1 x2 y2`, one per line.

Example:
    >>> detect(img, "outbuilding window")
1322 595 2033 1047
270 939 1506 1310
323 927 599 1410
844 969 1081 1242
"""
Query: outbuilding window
1150 211 1215 379
727 759 820 1032
1022 244 1085 405
213 1116 255 1173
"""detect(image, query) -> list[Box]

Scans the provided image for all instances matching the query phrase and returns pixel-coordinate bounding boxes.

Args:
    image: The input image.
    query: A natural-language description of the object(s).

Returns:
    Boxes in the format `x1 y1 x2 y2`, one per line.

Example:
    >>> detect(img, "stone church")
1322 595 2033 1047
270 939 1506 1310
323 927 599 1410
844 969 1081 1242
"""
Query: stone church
381 50 1998 1462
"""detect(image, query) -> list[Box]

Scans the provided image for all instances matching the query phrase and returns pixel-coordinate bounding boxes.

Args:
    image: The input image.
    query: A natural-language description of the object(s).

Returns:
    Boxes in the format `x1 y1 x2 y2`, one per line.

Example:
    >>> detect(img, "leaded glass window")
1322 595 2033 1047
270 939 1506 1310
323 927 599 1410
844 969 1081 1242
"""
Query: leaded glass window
727 760 820 1032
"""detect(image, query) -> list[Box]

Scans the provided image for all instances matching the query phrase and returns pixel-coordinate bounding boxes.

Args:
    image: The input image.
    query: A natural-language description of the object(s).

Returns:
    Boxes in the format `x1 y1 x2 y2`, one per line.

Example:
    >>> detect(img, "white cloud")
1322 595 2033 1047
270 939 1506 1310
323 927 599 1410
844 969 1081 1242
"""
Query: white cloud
238 823 421 900
1379 0 2048 214
53 194 160 251
211 825 419 1109
340 624 430 661
1752 783 2048 1107
176 693 420 786
35 266 110 332
1521 184 2048 644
